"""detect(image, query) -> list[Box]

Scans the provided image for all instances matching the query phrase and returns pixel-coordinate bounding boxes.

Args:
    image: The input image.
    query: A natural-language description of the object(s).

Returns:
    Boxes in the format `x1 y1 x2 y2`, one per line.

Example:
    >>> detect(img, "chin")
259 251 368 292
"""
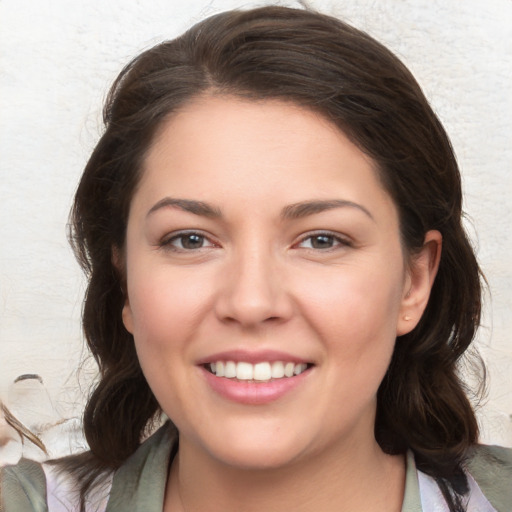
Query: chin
213 446 302 471
198 427 312 471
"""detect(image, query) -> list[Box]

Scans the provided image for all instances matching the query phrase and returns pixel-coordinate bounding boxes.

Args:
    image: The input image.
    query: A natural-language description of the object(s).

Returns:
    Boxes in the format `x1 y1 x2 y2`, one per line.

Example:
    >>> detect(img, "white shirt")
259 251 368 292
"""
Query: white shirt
418 470 497 511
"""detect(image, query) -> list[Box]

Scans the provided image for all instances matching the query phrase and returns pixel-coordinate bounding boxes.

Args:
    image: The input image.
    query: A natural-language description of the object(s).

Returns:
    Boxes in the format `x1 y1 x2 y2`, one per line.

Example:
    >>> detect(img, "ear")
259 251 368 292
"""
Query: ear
396 230 442 336
112 245 134 335
122 301 134 334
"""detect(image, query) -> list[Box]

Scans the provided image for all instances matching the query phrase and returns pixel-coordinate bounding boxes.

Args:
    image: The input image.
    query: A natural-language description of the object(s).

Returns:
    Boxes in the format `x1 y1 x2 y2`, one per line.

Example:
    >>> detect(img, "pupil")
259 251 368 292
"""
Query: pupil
312 235 333 249
183 234 203 249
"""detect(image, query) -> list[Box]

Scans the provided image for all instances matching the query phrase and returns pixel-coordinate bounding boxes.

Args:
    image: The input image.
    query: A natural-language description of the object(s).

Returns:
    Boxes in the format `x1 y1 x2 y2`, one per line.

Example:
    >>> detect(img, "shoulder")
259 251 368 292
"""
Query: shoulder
1 456 110 512
1 458 47 511
1 422 176 512
468 443 512 468
466 444 512 512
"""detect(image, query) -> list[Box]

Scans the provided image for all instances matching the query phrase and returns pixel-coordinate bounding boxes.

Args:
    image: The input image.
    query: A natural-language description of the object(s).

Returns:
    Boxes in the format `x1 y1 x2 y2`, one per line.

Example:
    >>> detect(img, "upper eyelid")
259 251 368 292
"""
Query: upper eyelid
295 230 352 244
161 229 218 247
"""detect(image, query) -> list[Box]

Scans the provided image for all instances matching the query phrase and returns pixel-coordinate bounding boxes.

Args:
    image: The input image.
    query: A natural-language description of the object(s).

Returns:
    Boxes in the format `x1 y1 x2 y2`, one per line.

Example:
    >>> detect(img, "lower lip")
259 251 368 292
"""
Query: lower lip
201 367 311 405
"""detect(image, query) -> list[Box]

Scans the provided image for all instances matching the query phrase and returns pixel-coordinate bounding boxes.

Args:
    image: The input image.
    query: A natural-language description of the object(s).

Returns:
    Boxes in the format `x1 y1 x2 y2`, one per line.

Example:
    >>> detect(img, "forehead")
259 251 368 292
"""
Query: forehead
134 95 397 224
148 95 349 164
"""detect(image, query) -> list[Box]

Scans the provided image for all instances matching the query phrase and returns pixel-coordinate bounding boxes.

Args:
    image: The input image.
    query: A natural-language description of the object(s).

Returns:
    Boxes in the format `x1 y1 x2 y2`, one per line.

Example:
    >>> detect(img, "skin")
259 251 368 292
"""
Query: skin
121 96 441 511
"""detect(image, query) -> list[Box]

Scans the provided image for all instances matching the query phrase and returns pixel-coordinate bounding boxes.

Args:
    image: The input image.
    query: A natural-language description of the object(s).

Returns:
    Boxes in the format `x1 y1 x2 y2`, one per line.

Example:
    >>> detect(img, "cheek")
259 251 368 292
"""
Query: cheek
299 265 404 410
127 269 211 349
124 268 212 417
294 260 405 378
301 262 403 329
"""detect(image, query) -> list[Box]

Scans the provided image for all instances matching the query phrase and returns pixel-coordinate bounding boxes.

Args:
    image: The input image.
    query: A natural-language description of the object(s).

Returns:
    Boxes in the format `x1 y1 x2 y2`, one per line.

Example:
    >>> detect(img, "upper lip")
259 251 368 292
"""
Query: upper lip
196 349 312 365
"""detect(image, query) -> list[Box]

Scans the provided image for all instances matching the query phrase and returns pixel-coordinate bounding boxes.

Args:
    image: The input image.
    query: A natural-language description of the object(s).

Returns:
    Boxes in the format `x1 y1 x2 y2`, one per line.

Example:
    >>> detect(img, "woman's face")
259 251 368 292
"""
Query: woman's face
122 96 433 469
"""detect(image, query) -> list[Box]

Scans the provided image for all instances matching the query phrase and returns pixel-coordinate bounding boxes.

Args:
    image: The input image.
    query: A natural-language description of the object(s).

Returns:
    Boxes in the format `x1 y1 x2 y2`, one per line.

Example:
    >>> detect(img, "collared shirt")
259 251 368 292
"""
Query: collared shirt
2 423 511 511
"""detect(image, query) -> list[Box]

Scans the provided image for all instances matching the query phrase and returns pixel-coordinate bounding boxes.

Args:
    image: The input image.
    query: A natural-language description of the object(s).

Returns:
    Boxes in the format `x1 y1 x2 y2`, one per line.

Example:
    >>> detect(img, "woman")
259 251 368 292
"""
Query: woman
1 5 510 512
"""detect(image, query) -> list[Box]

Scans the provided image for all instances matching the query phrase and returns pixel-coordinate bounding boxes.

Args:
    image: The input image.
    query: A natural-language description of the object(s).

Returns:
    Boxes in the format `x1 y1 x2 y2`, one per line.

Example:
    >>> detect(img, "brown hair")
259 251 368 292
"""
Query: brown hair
68 6 483 510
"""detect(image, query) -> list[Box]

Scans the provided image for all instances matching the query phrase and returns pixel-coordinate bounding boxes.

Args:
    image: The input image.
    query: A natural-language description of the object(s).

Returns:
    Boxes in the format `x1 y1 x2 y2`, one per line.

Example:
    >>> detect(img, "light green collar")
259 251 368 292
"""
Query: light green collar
106 423 424 511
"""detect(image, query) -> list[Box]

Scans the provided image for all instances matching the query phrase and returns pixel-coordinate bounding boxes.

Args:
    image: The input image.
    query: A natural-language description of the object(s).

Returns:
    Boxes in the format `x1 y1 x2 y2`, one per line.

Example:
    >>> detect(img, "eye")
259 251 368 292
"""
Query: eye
162 231 216 251
296 232 351 250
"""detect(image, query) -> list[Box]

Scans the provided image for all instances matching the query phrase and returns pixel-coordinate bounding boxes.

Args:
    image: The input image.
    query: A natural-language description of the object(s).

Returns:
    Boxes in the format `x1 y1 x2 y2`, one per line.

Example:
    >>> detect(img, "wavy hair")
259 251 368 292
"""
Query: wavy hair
67 6 483 511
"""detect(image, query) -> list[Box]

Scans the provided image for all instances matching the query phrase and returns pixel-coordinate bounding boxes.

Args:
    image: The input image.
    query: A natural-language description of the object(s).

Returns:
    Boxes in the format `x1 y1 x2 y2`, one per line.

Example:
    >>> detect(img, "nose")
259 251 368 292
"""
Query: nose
214 244 293 327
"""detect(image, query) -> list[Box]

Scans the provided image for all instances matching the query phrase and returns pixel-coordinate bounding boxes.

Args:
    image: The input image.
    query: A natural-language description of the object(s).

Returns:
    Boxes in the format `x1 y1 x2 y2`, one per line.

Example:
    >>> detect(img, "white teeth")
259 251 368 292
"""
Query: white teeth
209 360 309 380
236 362 253 380
216 361 225 377
294 363 307 375
253 362 272 381
271 361 285 378
225 361 237 378
284 362 295 378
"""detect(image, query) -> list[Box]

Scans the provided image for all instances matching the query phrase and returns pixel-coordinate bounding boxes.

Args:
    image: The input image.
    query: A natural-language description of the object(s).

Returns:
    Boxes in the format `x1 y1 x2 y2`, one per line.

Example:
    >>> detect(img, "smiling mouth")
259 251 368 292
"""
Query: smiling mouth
203 361 313 381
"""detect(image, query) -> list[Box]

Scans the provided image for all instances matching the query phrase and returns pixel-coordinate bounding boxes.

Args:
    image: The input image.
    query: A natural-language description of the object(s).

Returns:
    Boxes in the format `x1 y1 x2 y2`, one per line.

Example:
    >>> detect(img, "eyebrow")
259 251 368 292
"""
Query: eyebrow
147 197 374 221
147 198 222 218
281 199 374 221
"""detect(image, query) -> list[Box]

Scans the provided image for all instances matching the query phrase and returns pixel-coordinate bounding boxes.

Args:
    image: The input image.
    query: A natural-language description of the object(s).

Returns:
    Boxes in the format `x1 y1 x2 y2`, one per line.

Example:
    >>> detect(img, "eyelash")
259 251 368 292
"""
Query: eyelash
295 231 353 251
160 231 216 251
160 230 352 252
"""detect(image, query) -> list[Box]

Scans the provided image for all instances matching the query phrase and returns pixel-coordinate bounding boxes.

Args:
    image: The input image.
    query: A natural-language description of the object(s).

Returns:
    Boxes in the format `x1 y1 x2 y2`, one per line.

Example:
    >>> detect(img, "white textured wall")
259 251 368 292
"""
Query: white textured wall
1 0 511 461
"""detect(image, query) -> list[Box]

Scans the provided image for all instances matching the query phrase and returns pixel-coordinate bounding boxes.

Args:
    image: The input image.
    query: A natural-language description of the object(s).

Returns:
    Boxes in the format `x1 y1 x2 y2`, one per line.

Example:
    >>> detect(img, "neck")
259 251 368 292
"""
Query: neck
164 434 405 512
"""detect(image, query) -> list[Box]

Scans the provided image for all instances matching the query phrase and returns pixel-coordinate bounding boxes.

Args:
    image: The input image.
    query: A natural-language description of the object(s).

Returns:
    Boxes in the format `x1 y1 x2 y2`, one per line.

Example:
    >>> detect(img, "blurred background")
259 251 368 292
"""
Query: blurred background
1 0 511 463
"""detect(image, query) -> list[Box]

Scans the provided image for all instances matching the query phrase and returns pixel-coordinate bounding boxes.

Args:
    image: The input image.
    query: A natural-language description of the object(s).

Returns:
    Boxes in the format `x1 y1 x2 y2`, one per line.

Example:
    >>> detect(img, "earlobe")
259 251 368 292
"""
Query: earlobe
112 245 134 334
397 230 442 336
122 302 134 334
